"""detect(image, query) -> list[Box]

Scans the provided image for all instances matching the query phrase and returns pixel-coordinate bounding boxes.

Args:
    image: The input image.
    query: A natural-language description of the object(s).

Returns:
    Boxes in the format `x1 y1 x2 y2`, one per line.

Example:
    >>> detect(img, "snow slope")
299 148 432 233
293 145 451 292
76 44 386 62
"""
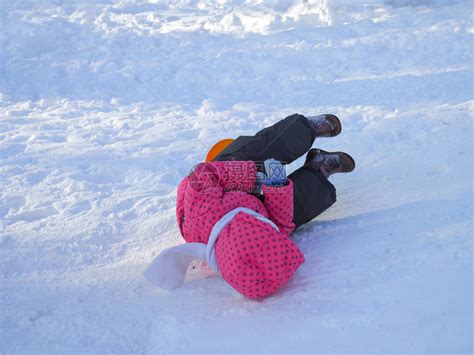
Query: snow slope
1 0 472 353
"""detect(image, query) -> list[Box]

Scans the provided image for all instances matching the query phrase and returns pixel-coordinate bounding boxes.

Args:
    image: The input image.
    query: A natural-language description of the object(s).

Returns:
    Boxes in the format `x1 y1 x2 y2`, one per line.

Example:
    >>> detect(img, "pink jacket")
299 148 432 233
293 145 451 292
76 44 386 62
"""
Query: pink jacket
176 160 305 298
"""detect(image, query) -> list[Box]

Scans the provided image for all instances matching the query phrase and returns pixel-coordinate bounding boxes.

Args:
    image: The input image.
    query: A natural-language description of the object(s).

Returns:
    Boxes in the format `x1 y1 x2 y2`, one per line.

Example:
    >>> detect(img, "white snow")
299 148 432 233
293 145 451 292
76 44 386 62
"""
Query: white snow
1 0 472 353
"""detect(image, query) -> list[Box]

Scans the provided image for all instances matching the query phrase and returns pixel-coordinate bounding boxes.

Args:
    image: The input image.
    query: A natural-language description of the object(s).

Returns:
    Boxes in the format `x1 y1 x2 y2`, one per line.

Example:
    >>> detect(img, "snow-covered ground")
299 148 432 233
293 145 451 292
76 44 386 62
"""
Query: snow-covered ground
1 0 472 353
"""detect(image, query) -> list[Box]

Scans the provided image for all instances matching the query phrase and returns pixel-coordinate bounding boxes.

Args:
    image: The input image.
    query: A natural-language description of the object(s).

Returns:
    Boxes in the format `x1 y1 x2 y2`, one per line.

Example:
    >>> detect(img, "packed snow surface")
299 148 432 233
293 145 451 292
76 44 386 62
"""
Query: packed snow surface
1 0 472 353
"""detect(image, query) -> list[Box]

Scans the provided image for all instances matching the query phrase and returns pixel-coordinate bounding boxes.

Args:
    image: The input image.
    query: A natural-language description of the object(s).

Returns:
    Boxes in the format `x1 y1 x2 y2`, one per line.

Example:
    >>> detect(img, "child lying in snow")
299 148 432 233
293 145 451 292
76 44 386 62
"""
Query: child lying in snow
145 114 355 298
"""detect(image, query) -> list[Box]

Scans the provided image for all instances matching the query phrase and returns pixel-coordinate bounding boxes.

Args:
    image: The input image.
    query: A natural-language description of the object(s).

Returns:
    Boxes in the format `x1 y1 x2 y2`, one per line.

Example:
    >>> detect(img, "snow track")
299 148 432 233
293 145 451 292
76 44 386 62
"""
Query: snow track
1 0 472 353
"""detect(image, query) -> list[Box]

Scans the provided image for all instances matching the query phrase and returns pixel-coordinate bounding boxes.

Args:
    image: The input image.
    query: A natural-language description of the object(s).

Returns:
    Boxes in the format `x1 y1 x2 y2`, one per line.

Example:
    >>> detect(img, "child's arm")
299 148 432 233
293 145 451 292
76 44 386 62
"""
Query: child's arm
262 180 296 237
176 177 187 237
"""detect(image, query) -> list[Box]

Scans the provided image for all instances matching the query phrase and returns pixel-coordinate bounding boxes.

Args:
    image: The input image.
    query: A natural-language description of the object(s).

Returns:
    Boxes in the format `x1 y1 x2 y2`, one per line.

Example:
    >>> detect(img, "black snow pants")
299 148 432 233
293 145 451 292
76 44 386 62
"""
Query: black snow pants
213 114 337 228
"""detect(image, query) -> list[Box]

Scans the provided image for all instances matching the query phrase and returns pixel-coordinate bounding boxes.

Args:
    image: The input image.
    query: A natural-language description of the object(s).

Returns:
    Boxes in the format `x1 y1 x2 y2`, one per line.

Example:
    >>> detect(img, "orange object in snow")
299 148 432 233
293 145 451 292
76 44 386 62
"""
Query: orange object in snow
205 138 234 162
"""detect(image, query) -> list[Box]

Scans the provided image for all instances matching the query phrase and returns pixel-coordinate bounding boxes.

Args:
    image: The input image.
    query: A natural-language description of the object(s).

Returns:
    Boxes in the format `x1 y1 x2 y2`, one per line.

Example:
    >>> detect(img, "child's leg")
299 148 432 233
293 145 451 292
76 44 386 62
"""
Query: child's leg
213 113 337 225
213 114 315 164
288 166 336 228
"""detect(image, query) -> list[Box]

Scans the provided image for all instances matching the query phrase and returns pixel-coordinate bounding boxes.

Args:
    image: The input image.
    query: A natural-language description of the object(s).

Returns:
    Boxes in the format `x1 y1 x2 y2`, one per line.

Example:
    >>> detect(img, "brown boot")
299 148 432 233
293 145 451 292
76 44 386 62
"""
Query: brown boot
304 148 355 178
305 114 342 137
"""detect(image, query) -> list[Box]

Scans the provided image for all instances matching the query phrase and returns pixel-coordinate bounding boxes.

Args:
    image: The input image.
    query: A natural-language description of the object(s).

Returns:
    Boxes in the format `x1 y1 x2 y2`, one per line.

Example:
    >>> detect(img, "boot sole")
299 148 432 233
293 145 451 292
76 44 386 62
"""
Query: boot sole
324 114 342 137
